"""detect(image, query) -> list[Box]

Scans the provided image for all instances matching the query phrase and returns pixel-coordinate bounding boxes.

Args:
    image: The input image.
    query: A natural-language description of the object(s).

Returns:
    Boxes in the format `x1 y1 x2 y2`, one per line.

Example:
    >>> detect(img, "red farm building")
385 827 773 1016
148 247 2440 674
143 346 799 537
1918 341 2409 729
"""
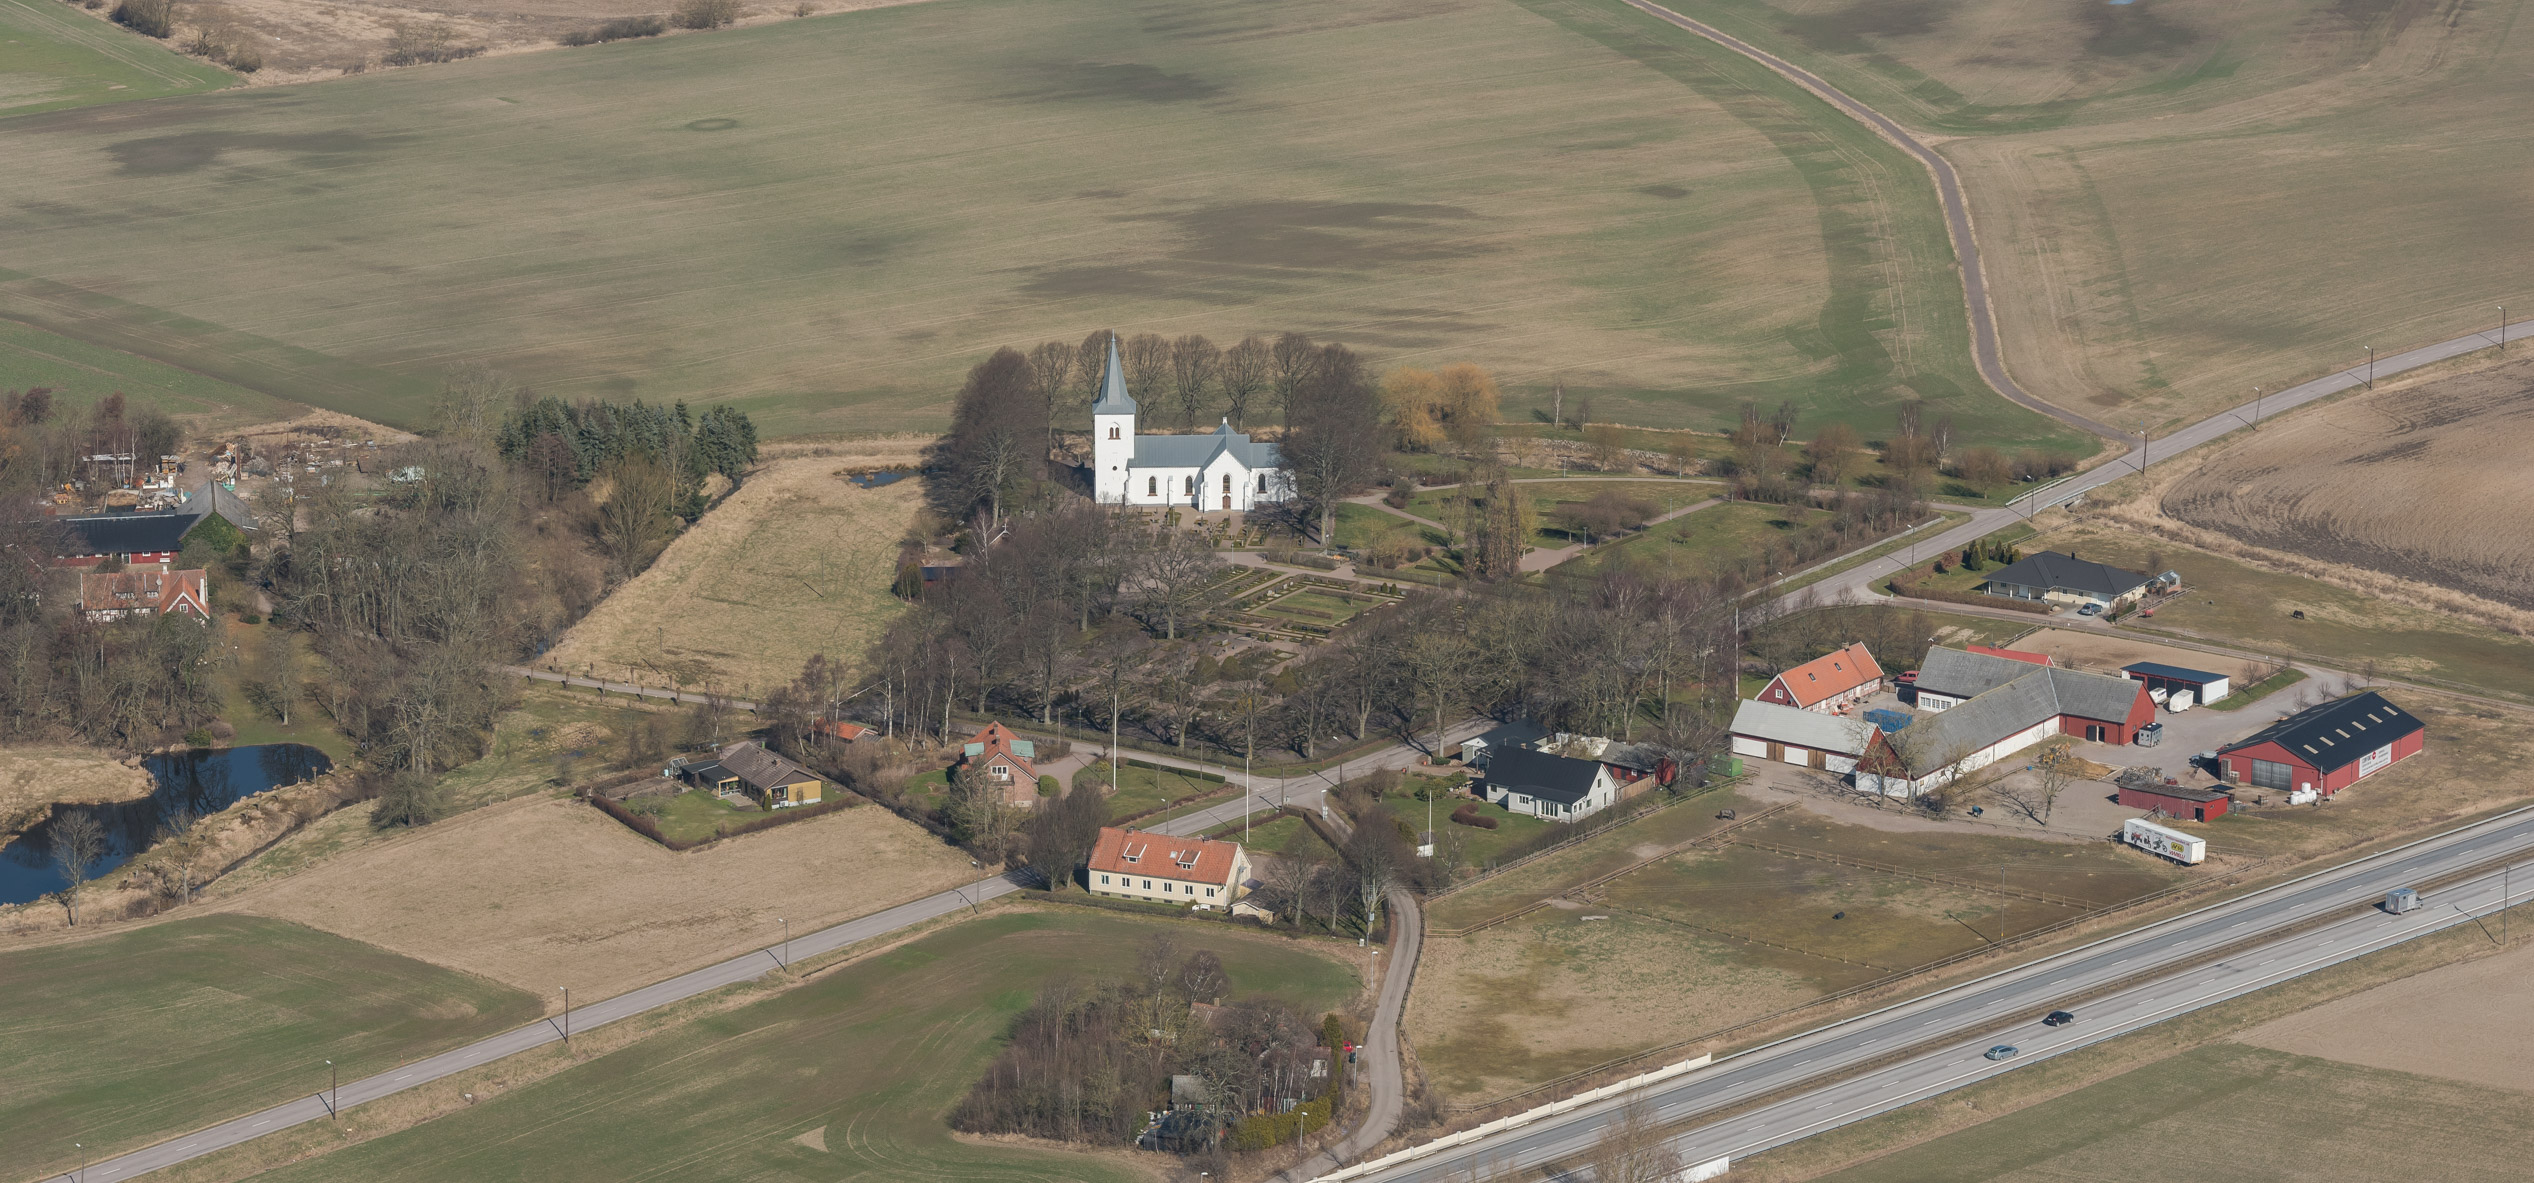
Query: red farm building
2217 690 2424 798
2118 781 2232 822
1757 642 1885 713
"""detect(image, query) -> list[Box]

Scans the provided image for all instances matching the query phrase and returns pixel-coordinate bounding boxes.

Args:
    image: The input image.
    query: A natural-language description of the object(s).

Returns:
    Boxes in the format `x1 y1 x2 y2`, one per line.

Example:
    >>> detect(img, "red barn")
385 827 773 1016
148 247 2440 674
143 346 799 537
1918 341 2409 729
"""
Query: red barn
2218 691 2424 798
2118 782 2232 822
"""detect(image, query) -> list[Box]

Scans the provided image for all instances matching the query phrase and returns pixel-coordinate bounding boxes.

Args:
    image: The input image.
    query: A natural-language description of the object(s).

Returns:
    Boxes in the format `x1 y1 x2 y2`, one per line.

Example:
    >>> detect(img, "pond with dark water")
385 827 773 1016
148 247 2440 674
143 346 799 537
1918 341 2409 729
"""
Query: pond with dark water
0 744 332 907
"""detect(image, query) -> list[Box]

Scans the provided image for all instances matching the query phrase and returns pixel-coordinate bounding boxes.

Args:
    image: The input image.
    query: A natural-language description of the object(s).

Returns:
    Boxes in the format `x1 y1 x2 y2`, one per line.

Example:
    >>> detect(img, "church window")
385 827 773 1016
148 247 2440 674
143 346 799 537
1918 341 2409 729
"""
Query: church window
1108 426 1119 440
1184 476 1195 495
1146 476 1157 497
1222 474 1231 493
1257 473 1267 492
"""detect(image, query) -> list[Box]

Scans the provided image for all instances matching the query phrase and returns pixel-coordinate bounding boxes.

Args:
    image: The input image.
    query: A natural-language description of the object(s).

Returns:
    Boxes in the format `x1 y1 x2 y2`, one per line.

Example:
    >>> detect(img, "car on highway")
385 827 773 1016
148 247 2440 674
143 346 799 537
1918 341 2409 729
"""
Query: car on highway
2044 1010 2076 1027
1984 1045 2020 1061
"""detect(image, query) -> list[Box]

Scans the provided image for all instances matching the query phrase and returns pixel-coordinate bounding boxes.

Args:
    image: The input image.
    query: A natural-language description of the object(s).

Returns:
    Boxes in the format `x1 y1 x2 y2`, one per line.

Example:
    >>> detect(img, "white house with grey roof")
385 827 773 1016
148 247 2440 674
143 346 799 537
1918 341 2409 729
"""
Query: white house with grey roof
1730 699 1869 774
1090 336 1293 511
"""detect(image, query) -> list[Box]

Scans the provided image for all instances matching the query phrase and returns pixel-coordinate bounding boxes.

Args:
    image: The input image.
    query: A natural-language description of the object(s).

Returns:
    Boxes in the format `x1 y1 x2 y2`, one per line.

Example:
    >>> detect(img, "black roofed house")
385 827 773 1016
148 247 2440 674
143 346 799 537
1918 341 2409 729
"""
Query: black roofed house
48 511 200 568
1478 747 1618 821
2217 690 2423 798
669 740 825 808
1981 550 2152 610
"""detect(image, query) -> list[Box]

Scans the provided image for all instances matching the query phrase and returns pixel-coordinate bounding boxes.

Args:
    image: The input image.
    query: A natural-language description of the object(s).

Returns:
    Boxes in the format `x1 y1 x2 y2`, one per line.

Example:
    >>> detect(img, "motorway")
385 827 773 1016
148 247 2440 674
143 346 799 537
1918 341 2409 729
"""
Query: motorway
1336 807 2534 1182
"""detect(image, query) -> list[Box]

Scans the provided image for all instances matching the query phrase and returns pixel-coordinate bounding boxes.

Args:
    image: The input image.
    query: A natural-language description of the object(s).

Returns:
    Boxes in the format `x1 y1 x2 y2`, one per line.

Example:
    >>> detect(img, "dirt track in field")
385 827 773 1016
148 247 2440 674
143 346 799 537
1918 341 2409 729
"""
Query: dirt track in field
2159 357 2534 613
2239 934 2534 1096
224 792 975 997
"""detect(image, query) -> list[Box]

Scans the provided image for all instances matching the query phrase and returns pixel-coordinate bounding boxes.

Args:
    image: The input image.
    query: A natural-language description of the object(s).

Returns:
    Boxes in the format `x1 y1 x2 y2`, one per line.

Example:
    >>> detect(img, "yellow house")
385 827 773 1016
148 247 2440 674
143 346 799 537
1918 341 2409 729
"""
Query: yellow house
681 741 824 808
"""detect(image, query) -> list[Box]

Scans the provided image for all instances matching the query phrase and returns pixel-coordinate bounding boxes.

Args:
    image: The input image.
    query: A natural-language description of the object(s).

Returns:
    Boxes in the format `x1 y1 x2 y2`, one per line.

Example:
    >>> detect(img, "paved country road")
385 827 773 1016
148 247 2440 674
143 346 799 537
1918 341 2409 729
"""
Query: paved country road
62 718 1476 1182
1775 316 2523 618
1329 805 2534 1182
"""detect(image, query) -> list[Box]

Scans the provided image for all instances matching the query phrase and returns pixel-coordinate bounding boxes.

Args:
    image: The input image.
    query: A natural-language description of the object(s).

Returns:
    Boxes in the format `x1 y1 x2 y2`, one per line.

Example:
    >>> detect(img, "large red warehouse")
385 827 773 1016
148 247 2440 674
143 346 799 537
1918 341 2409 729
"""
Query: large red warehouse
2218 690 2424 798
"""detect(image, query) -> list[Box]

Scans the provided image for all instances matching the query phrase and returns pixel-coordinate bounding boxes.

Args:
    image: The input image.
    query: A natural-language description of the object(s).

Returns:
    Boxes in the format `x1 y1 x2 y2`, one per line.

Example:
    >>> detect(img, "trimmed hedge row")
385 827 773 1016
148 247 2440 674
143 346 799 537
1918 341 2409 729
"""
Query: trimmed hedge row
590 791 860 852
1449 802 1498 829
1885 575 2055 614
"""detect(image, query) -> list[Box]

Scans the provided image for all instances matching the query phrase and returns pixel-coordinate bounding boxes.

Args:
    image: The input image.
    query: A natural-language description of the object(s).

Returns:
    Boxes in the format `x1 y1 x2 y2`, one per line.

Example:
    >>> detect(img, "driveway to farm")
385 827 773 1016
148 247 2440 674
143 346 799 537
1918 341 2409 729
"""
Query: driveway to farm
1322 804 2534 1182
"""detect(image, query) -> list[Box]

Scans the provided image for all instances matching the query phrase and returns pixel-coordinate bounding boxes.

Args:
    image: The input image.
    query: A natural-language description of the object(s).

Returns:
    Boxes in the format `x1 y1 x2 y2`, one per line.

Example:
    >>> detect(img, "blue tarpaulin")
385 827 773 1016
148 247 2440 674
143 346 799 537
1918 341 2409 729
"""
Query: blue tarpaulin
1863 708 1912 734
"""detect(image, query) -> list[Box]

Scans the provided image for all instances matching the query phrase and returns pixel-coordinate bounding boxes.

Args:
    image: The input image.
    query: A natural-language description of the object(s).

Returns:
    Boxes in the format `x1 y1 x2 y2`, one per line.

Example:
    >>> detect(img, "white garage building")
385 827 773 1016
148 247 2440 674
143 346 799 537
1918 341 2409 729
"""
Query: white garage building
1730 699 1868 774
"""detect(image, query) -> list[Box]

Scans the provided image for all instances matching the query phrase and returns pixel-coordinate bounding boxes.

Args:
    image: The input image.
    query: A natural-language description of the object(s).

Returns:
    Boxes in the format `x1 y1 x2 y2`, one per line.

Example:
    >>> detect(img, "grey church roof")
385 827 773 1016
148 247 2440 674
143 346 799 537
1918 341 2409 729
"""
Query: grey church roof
1130 420 1281 471
1091 335 1137 416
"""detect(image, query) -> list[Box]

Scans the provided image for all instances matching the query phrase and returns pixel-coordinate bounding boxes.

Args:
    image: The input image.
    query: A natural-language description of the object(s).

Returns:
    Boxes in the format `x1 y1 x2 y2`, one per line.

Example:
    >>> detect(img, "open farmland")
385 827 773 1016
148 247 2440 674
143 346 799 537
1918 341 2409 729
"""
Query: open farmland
0 317 302 431
0 0 2076 450
1810 1042 2534 1183
0 0 231 118
1409 805 2187 1104
2240 927 2534 1096
546 454 920 693
224 789 975 997
1654 0 2532 430
234 910 1355 1183
2160 356 2534 614
0 914 539 1181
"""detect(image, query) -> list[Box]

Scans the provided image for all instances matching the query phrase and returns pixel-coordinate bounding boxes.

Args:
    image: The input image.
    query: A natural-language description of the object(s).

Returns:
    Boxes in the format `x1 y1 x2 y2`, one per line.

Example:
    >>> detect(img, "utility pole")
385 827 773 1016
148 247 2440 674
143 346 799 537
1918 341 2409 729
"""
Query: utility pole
2503 306 2510 352
779 918 790 969
2251 386 2261 429
2365 344 2375 388
558 987 570 1047
325 1060 338 1118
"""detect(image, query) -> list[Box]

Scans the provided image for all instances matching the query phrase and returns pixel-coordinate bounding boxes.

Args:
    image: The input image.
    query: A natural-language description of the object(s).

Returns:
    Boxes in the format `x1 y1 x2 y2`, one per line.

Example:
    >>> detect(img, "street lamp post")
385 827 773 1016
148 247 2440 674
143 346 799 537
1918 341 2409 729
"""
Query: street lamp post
559 987 570 1046
779 918 790 969
325 1059 338 1117
2503 306 2511 352
2251 386 2261 429
2365 345 2375 388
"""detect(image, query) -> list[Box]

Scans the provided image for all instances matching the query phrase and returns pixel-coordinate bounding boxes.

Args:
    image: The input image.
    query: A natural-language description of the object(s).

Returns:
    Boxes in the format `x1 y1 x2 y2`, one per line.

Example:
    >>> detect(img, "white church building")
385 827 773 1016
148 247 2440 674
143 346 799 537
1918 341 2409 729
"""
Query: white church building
1090 337 1293 511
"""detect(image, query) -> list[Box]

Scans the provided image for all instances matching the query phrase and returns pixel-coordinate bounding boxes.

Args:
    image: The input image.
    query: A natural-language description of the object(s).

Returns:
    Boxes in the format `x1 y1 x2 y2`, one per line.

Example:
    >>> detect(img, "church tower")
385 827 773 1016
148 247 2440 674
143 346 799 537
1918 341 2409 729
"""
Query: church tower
1090 334 1137 503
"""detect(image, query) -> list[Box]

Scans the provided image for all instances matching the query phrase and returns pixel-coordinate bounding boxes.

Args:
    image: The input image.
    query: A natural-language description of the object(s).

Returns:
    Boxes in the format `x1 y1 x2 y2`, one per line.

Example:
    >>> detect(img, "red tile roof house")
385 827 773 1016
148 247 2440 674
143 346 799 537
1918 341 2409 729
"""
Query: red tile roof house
1756 642 1885 713
958 721 1044 809
79 568 208 623
1088 827 1251 910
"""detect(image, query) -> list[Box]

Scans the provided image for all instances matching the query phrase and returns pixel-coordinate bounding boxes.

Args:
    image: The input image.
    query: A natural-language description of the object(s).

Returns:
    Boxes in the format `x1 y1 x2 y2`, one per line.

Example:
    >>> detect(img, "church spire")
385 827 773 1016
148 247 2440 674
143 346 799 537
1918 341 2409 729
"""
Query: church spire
1091 333 1137 416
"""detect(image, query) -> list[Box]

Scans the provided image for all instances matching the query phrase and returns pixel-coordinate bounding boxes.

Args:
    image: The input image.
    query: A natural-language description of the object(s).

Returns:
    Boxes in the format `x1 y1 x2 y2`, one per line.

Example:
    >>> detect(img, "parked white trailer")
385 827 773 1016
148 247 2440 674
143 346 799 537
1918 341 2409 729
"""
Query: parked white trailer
2148 686 2170 706
2124 817 2206 865
2167 689 2196 712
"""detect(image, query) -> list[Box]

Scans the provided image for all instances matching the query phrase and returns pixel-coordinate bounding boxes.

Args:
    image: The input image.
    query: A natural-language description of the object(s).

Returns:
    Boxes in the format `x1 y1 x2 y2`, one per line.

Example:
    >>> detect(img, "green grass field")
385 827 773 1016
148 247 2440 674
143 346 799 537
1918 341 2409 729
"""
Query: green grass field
1582 499 1827 577
1812 1042 2534 1183
0 915 540 1179
1332 502 1445 552
1406 479 1716 548
1427 791 1751 931
0 0 2077 449
243 910 1356 1183
1653 0 2532 430
646 788 760 843
0 0 230 118
0 315 299 429
1078 760 1228 822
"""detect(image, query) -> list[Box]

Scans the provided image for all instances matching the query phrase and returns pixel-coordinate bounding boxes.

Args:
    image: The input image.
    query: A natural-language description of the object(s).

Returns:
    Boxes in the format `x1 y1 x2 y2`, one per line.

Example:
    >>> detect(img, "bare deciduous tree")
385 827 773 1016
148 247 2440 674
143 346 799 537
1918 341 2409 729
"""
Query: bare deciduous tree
1219 335 1271 429
1584 1097 1686 1183
1168 334 1221 428
1132 531 1221 641
49 811 107 926
595 452 678 581
1122 333 1172 405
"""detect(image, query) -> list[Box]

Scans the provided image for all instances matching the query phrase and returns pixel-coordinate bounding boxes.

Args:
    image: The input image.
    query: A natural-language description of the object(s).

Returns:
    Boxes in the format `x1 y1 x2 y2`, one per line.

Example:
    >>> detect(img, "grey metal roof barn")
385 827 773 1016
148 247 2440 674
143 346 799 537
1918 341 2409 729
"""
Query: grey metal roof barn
1730 699 1867 755
1887 650 2148 774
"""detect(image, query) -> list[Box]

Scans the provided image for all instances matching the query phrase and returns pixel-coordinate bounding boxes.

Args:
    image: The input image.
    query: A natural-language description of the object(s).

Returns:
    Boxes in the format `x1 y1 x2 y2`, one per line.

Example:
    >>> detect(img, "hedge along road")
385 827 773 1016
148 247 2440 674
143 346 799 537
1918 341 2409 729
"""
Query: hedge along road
1611 0 2125 444
69 710 1483 1182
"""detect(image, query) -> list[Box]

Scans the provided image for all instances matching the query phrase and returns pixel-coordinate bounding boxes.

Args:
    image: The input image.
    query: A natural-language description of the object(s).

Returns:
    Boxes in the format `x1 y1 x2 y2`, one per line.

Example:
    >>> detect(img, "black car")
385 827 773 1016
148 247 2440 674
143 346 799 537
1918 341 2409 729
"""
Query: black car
2044 1010 2076 1027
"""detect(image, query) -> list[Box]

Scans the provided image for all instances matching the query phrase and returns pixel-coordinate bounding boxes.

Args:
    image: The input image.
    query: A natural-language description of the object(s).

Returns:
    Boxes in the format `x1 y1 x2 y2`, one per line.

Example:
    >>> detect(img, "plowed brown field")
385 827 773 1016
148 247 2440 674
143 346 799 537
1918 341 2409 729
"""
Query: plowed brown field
2160 357 2534 612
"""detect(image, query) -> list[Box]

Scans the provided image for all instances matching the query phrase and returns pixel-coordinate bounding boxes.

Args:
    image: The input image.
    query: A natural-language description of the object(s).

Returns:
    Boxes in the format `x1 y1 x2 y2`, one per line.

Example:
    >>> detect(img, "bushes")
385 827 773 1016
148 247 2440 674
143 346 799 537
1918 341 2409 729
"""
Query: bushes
382 21 484 65
1449 802 1498 830
1226 1095 1332 1150
110 0 173 38
671 0 741 27
560 14 665 44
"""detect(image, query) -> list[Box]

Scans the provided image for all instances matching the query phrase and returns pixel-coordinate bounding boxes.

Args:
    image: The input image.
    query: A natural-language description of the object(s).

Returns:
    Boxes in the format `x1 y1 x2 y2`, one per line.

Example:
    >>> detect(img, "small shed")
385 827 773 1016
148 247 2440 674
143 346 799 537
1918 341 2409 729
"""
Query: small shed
2118 780 2232 822
2122 662 2230 705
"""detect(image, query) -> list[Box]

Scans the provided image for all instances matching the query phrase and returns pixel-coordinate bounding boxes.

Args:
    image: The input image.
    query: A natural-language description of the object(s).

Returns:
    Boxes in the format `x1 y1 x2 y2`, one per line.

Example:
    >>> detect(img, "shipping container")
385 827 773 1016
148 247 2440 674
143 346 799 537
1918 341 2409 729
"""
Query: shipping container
2123 818 2206 864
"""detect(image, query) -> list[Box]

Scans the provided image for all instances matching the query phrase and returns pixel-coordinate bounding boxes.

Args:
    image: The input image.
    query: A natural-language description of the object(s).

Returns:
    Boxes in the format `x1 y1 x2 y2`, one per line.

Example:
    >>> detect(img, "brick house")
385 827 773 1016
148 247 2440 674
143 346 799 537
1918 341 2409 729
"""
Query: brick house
79 568 208 623
959 721 1044 808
